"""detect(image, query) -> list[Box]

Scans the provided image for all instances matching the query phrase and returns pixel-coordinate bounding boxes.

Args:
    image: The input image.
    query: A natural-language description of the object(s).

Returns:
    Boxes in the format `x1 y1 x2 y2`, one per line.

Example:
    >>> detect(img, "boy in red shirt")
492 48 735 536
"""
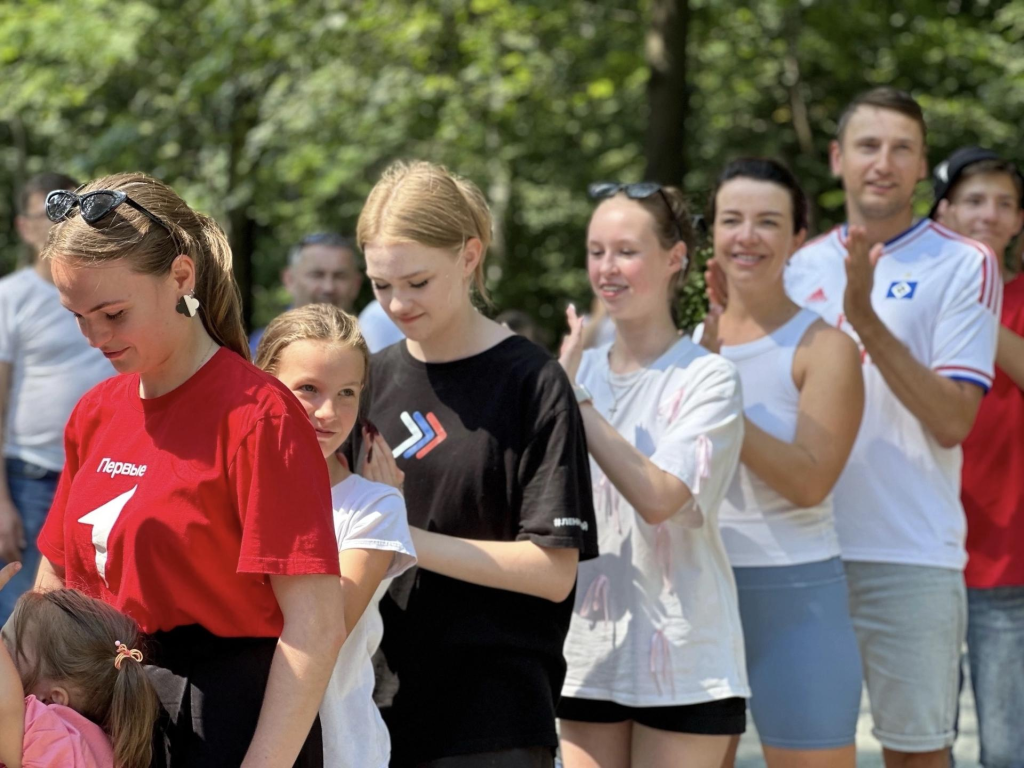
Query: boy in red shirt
932 146 1024 768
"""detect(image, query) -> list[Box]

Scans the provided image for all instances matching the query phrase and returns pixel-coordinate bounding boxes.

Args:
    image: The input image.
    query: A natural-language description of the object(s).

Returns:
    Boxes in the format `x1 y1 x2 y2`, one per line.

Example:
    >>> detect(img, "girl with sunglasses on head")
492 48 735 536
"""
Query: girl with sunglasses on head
356 160 598 768
0 561 159 768
703 158 864 768
557 182 749 768
254 303 415 768
35 174 345 768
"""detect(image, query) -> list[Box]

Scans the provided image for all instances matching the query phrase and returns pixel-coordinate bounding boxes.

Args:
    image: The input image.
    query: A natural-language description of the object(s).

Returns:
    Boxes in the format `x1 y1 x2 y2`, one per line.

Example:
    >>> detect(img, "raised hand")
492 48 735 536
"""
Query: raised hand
704 258 729 309
699 304 723 354
361 428 405 492
558 304 586 383
843 225 884 329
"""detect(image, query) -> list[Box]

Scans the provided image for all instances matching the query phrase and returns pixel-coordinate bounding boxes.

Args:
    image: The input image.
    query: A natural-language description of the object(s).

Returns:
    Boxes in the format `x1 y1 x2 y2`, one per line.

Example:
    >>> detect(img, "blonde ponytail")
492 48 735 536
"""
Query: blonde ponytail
357 160 494 305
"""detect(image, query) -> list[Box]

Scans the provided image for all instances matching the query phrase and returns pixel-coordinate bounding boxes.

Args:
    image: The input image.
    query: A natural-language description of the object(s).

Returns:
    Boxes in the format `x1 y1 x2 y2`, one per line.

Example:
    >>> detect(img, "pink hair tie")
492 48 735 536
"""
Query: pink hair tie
113 641 143 670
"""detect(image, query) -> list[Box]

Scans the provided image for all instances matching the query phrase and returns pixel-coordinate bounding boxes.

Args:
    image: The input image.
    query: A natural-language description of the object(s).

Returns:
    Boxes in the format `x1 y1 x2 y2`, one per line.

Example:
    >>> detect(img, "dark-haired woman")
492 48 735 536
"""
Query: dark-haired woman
557 183 749 768
33 174 345 768
706 159 864 768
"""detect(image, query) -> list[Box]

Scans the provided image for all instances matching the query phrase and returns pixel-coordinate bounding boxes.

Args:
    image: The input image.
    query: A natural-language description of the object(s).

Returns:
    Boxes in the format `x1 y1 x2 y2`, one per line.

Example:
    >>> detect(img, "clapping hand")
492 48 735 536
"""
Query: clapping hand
843 225 884 329
359 424 405 492
559 304 586 383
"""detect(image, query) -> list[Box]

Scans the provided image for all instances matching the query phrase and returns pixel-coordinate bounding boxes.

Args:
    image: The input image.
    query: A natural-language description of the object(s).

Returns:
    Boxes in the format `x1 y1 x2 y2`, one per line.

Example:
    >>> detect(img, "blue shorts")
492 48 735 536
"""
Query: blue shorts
733 557 862 750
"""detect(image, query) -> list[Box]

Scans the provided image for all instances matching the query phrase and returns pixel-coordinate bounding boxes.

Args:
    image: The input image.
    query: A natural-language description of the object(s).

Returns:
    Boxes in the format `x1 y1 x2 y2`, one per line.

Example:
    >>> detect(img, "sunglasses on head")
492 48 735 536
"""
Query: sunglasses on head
45 189 175 241
587 181 686 243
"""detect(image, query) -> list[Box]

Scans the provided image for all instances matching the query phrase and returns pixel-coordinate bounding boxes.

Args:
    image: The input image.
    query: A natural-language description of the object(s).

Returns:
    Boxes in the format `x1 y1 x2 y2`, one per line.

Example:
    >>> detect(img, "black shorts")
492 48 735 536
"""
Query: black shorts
146 625 323 768
557 696 746 736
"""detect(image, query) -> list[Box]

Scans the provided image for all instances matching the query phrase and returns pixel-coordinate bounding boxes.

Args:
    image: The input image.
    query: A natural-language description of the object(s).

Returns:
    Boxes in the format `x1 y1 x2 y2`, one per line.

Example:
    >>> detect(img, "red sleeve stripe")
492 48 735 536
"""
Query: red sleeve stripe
927 223 1001 313
935 365 994 385
806 226 842 250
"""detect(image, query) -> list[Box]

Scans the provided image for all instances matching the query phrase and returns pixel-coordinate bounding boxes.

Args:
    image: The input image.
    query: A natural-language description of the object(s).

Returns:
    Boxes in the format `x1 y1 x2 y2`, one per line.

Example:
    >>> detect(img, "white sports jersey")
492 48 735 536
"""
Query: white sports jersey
784 219 1002 569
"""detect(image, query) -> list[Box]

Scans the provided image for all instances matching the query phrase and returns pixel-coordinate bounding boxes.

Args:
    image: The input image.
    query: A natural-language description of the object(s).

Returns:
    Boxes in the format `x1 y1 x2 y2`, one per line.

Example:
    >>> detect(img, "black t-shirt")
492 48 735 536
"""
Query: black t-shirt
369 336 598 764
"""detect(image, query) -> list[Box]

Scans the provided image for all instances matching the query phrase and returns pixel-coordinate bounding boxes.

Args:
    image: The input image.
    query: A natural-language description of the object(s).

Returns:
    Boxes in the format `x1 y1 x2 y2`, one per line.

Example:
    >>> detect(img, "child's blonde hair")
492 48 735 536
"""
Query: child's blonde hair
254 303 369 384
356 160 494 304
9 589 158 768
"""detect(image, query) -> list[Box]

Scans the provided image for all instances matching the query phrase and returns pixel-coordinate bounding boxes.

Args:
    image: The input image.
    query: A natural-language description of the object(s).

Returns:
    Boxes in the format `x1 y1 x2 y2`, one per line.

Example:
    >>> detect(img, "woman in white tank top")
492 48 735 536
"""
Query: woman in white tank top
703 159 865 768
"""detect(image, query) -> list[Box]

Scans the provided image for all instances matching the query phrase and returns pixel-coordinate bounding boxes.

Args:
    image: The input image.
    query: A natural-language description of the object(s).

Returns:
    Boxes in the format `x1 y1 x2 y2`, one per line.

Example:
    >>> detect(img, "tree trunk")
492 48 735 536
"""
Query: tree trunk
644 0 689 186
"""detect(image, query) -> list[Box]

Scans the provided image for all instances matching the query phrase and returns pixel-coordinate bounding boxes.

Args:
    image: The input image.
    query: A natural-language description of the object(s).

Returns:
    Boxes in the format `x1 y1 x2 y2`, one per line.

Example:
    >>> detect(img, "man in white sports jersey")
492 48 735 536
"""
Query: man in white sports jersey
784 88 1002 768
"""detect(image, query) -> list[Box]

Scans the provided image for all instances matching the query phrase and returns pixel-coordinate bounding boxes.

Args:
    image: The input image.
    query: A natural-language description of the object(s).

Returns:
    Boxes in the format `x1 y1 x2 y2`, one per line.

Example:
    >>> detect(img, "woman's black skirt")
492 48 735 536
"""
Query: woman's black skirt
146 624 323 768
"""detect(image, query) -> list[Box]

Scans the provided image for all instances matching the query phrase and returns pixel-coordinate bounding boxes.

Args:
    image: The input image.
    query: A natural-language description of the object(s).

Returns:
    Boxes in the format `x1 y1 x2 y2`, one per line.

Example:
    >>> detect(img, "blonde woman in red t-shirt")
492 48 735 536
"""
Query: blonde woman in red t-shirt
33 174 345 768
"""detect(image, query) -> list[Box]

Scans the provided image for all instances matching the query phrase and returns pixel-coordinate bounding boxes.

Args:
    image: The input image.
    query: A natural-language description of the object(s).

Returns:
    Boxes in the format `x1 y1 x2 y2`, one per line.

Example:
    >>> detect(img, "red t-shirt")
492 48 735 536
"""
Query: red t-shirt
962 274 1024 588
38 349 339 635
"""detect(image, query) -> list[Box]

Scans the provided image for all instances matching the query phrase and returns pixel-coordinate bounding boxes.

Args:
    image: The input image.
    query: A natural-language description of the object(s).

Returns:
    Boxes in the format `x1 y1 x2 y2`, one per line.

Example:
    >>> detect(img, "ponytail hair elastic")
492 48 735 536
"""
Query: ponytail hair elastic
114 641 143 670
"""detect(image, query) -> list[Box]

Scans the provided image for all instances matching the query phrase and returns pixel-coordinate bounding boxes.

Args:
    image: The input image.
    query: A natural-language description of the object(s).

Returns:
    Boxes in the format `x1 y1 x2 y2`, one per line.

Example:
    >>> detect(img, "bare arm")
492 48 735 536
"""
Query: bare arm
0 361 26 564
0 563 25 768
844 227 985 449
559 306 697 526
411 531 579 603
33 556 64 591
578 404 697 526
741 325 865 507
855 316 984 448
997 325 1024 391
338 548 394 632
240 574 346 768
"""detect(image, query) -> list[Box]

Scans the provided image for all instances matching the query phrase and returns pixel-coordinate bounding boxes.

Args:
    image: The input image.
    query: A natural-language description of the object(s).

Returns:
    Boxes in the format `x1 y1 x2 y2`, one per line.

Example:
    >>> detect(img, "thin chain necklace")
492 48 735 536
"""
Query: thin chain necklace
605 334 680 417
193 336 219 376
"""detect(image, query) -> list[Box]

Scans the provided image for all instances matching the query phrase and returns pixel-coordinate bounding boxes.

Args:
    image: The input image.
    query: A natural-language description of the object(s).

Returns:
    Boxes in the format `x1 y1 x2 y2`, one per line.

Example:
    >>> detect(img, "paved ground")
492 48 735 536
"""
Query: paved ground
734 681 980 767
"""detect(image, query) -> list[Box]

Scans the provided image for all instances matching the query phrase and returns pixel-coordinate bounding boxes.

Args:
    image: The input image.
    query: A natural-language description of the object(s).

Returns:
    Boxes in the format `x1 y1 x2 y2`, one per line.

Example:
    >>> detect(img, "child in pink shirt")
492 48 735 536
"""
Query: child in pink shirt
0 562 158 768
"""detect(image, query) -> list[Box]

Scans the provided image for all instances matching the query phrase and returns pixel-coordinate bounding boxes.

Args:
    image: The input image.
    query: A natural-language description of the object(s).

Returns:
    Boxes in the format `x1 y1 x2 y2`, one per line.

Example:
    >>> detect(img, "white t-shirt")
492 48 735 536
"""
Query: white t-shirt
357 300 404 353
320 474 416 768
0 269 113 471
785 220 1002 570
561 337 750 706
717 309 841 567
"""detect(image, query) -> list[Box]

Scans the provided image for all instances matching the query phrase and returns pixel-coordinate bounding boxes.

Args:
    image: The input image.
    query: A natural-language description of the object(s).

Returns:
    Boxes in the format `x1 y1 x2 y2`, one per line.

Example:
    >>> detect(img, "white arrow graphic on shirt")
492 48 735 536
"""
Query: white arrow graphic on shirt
78 485 137 587
391 411 423 458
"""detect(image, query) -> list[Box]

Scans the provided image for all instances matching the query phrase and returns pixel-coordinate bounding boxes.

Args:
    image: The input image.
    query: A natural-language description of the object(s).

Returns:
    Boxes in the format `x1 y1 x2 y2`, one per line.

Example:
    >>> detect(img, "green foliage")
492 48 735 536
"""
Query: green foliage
2 0 1023 344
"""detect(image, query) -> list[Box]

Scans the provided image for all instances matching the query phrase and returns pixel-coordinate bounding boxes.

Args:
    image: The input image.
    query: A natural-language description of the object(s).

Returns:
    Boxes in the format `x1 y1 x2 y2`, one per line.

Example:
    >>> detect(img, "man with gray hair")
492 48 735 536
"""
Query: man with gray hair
249 232 363 353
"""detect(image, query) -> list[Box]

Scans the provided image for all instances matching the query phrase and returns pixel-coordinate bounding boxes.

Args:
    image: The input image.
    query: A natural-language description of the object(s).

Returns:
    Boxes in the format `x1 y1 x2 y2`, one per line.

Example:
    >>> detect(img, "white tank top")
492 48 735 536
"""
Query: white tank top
717 308 841 567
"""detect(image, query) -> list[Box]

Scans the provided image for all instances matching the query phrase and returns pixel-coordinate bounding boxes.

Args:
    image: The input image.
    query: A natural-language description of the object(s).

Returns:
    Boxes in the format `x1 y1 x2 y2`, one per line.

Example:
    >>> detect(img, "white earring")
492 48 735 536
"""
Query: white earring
176 290 200 318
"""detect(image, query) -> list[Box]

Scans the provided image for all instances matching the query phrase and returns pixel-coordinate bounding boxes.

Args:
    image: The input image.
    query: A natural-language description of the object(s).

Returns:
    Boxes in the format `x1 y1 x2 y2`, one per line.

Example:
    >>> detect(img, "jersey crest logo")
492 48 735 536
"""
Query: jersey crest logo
886 280 918 299
78 485 137 587
805 287 828 303
391 410 448 460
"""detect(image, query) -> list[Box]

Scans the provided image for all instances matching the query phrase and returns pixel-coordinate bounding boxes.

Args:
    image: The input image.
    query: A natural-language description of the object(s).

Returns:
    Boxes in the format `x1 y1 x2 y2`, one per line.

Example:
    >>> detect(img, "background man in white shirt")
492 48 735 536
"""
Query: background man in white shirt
0 172 114 620
784 88 1001 768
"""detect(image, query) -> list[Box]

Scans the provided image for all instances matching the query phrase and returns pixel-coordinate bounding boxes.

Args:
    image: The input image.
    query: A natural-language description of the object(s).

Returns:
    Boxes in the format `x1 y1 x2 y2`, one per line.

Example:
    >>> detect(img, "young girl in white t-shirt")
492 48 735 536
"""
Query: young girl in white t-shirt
255 304 415 768
557 183 749 768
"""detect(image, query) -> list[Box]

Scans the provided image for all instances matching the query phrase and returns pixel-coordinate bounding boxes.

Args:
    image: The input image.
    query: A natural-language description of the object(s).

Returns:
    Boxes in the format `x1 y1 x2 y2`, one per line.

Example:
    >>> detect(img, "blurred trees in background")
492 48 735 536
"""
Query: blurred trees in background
2 0 1022 339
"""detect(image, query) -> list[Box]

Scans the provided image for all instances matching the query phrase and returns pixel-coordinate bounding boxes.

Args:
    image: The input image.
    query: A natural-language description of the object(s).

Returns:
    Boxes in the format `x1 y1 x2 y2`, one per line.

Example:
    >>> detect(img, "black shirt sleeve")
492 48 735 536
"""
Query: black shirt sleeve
516 372 599 560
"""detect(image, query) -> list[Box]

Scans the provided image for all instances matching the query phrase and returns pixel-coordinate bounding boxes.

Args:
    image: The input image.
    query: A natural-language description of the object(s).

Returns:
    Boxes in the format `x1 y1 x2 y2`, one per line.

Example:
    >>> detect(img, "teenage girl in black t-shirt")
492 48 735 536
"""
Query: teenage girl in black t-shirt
357 160 598 768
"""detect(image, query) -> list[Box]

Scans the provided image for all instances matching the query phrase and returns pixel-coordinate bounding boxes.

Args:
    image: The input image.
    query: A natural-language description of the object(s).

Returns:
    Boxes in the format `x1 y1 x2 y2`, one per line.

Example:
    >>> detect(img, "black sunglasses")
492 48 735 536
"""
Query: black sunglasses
45 189 175 241
588 181 686 243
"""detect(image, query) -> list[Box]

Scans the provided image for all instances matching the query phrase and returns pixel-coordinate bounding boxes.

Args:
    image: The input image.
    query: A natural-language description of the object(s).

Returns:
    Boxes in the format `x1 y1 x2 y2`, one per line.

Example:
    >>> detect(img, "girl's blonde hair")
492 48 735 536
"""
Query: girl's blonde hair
42 172 250 360
9 590 158 768
356 160 493 304
254 303 369 384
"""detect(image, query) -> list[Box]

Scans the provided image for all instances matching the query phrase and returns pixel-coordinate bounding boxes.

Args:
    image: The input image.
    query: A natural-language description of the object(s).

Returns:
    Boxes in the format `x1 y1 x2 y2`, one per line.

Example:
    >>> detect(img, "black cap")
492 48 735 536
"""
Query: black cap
930 146 1023 218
